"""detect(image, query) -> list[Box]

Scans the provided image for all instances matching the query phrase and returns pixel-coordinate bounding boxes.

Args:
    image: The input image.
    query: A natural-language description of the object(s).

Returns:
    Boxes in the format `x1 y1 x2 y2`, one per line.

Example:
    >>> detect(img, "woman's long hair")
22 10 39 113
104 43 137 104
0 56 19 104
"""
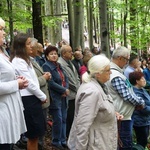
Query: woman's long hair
10 33 30 65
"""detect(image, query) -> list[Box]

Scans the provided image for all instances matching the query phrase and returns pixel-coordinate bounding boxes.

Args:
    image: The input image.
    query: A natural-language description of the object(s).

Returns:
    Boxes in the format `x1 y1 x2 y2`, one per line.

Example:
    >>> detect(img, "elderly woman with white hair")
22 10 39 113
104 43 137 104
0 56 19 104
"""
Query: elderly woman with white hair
68 55 123 150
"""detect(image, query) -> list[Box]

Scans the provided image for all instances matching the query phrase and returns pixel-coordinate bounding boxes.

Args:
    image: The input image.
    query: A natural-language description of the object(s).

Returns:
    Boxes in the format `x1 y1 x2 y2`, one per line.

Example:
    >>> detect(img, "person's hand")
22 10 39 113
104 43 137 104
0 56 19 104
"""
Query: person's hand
65 89 70 96
41 99 48 104
62 89 70 97
115 112 124 120
17 78 28 89
62 93 66 97
43 72 51 80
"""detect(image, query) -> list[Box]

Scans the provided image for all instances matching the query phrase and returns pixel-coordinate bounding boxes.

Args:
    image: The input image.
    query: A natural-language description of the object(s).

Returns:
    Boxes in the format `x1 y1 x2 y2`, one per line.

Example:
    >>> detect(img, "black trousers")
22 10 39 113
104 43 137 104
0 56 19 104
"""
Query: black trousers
134 125 150 148
66 99 75 138
0 144 12 150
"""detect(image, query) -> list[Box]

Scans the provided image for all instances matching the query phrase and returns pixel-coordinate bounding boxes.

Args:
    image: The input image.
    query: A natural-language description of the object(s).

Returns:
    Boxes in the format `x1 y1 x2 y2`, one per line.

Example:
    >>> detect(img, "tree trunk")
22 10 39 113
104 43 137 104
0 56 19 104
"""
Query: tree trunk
54 0 62 44
67 0 74 49
93 13 97 44
79 0 84 50
32 0 43 45
99 0 110 58
123 0 127 47
7 0 13 44
89 0 93 50
49 0 55 45
109 8 115 48
73 0 81 50
130 0 137 52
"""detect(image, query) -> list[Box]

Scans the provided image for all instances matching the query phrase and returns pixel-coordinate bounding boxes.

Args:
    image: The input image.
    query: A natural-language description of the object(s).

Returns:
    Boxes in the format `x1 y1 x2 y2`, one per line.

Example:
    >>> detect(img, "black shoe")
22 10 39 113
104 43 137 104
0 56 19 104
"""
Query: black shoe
62 144 69 149
38 144 43 150
51 144 65 150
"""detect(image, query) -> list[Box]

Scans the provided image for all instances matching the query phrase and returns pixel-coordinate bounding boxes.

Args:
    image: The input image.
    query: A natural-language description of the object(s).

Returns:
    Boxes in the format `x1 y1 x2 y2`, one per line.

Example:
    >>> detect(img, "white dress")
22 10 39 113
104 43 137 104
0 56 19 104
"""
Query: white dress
0 54 26 144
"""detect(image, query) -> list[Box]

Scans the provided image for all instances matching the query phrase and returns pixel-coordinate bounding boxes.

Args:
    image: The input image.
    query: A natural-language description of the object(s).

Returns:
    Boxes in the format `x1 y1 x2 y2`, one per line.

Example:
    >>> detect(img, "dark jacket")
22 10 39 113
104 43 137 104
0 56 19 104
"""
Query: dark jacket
42 61 69 109
72 58 83 76
35 55 46 67
132 87 150 126
143 68 150 86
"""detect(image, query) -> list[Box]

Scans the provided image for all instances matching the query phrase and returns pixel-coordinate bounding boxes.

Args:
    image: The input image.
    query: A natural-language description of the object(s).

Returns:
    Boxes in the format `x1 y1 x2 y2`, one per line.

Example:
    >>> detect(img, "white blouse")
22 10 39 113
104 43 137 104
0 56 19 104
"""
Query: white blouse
12 57 46 101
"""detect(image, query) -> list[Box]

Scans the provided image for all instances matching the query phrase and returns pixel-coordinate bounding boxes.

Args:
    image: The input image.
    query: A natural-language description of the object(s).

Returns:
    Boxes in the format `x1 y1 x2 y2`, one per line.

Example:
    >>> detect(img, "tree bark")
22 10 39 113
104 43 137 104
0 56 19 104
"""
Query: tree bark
123 0 127 47
130 0 137 52
73 0 81 50
7 0 13 44
32 0 43 45
54 0 62 44
89 0 93 50
99 0 110 58
67 0 74 49
79 0 84 50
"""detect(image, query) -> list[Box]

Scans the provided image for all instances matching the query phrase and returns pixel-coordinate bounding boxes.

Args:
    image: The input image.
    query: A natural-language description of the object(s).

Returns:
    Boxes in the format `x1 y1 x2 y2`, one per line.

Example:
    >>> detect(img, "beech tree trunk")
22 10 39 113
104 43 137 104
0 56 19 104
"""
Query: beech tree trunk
67 0 74 49
54 0 62 44
7 0 13 44
99 0 110 58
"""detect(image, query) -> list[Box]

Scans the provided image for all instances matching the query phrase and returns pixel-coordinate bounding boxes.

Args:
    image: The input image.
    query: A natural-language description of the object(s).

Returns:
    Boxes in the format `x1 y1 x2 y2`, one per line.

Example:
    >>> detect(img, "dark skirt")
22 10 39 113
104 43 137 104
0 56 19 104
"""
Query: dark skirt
22 95 46 139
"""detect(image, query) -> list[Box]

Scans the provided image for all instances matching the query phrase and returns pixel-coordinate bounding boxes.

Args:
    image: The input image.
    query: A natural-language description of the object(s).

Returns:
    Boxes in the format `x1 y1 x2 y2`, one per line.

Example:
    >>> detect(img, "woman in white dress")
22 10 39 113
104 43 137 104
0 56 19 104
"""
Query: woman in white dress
0 18 27 150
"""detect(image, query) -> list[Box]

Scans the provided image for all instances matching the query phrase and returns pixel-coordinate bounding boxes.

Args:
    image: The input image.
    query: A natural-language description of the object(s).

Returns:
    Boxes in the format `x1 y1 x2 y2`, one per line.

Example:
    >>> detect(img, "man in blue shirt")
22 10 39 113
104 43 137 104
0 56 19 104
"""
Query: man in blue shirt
124 55 139 79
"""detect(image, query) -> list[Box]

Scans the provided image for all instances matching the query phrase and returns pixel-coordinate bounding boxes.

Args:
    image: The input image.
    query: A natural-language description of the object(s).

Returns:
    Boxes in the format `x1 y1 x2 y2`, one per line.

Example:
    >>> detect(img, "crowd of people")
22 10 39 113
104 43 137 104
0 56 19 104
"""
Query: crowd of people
1 16 150 150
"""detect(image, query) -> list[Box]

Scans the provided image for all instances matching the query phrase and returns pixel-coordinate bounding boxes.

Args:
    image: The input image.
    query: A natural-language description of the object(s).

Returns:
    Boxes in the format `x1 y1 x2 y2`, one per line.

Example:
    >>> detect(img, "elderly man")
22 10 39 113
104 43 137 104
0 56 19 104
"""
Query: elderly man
58 45 80 137
124 54 139 79
106 46 145 150
72 51 83 77
35 43 46 67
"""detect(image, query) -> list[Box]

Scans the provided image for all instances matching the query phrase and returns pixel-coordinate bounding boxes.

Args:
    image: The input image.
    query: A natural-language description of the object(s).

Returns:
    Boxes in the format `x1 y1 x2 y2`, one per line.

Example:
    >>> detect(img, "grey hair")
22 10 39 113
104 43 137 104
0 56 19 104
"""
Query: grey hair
112 46 130 59
60 45 71 56
82 55 110 83
30 38 38 48
0 18 5 28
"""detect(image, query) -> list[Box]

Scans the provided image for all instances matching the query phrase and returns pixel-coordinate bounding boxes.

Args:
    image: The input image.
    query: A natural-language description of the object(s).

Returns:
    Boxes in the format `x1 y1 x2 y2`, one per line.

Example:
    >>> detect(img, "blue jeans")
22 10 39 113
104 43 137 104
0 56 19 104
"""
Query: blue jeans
134 125 150 148
50 97 67 146
118 120 133 150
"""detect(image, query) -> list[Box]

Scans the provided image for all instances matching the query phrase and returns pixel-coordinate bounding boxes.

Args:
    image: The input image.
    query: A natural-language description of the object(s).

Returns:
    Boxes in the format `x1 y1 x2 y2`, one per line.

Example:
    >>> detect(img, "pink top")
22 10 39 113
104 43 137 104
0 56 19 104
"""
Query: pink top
79 65 87 78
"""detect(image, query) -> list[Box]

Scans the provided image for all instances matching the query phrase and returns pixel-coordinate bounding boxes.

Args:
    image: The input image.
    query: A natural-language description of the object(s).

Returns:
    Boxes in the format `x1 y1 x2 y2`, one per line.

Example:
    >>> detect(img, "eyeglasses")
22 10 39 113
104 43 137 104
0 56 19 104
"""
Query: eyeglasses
103 68 111 73
122 56 129 62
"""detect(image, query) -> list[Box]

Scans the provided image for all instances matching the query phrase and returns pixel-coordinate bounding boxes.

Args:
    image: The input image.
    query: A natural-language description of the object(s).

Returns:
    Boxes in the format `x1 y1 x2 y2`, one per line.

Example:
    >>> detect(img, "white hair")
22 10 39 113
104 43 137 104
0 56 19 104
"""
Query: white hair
0 18 5 28
82 55 110 82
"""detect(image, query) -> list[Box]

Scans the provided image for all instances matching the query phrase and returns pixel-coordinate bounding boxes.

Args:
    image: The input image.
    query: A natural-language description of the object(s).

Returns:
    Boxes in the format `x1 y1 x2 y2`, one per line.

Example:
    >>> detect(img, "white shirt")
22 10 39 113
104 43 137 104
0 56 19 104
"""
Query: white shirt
12 57 46 101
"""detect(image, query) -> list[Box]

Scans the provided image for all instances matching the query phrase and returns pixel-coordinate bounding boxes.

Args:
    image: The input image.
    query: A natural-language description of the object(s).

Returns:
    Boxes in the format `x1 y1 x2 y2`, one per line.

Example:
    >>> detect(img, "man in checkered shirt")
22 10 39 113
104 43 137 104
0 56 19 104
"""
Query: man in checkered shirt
106 46 145 150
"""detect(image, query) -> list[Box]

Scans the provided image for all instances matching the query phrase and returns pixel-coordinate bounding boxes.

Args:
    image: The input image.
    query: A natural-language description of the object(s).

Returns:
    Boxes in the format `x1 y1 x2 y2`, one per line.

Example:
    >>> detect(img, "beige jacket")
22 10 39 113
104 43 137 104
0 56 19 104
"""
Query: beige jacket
68 79 117 150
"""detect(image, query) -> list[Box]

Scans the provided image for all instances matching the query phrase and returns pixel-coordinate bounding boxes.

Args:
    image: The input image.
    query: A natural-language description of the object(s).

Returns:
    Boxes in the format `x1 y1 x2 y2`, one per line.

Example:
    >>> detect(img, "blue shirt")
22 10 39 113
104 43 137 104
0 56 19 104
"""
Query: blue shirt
124 65 135 79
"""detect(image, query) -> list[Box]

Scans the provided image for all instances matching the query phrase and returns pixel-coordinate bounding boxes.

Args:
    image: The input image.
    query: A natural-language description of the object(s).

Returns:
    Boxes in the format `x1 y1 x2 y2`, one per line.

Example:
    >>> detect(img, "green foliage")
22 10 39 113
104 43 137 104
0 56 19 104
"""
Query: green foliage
0 0 32 32
43 16 63 27
106 0 150 52
0 0 150 53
